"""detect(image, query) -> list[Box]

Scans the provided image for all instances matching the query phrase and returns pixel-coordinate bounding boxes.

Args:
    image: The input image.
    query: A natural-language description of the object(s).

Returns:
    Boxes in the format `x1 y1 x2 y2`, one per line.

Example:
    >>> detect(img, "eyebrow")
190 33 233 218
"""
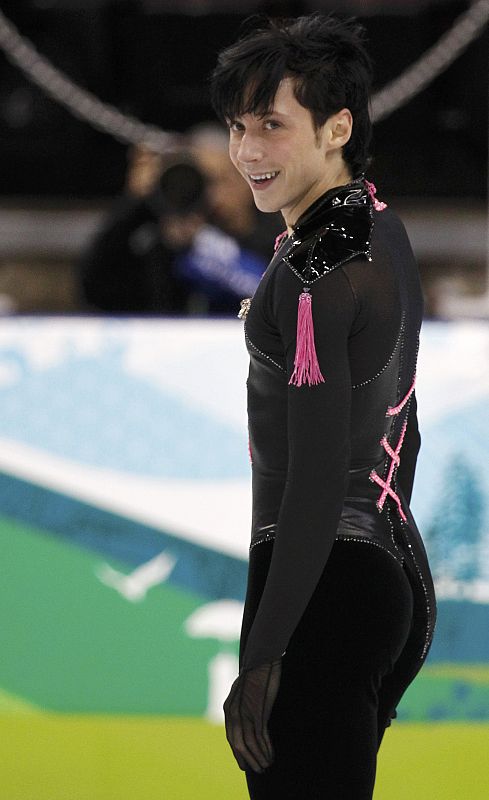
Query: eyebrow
229 109 289 121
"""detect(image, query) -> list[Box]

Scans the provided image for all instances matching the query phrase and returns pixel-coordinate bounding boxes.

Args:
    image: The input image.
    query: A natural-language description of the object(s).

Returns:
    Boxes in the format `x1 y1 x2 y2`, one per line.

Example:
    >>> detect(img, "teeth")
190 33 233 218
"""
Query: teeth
250 171 278 181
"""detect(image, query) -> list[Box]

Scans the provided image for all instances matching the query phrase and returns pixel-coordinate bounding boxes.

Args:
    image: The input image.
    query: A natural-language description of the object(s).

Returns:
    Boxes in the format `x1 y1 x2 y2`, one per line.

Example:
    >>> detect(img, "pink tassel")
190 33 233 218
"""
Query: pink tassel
364 180 387 211
288 289 325 387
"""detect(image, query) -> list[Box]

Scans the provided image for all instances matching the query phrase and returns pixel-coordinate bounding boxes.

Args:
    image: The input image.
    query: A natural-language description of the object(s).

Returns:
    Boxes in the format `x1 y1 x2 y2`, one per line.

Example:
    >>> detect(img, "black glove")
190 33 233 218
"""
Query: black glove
223 659 282 773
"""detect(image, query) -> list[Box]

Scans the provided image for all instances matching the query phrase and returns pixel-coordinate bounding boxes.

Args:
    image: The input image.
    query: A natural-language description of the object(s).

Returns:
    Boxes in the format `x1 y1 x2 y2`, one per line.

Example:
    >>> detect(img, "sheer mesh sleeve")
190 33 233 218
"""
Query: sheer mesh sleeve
240 263 357 671
224 659 282 772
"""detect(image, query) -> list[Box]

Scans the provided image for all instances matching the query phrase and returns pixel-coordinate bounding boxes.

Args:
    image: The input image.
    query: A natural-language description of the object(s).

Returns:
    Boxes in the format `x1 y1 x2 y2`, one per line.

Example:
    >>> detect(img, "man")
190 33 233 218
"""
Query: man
78 156 267 315
186 122 283 260
211 13 436 799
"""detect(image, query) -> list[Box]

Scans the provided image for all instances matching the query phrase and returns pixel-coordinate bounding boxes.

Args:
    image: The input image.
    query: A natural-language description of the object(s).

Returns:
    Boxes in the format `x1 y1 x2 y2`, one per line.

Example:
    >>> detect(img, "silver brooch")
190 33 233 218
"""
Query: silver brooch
238 298 252 320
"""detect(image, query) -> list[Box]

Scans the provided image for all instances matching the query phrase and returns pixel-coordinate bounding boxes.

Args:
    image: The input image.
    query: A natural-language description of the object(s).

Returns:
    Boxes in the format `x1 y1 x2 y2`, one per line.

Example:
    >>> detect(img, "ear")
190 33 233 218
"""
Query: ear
326 108 353 151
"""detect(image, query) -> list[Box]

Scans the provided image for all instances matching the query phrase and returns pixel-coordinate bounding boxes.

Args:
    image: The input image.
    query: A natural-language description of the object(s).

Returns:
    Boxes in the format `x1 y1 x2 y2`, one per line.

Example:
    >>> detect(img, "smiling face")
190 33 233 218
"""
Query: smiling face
228 77 353 230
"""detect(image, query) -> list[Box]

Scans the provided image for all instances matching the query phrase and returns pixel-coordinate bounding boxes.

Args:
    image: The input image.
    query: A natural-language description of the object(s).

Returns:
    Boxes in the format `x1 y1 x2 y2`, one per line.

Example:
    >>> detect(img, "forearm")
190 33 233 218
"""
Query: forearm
241 386 350 669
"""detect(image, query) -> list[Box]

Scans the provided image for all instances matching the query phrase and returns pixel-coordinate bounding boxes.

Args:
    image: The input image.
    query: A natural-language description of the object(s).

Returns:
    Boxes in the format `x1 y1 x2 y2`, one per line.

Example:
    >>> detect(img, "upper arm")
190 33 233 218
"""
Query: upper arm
273 263 357 549
274 264 356 480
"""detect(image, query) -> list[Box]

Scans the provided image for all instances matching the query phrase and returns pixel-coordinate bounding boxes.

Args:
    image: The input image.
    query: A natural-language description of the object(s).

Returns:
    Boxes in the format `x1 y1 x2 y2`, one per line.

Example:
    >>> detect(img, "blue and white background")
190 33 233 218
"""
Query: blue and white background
0 316 488 722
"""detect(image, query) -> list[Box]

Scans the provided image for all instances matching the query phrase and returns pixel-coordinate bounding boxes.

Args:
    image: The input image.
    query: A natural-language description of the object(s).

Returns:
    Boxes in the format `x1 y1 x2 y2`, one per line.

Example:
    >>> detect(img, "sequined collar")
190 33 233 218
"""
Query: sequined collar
276 180 373 284
293 180 369 236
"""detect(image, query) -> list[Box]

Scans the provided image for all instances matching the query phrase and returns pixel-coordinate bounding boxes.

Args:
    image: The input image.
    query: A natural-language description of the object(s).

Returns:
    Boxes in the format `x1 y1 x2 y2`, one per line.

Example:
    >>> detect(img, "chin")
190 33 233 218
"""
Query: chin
252 195 282 214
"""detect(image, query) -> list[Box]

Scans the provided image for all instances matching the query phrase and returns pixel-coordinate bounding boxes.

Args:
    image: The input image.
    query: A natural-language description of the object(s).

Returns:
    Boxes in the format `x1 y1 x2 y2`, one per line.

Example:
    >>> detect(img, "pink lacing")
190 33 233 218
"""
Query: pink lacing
369 376 416 522
386 375 416 416
274 230 288 252
364 180 387 212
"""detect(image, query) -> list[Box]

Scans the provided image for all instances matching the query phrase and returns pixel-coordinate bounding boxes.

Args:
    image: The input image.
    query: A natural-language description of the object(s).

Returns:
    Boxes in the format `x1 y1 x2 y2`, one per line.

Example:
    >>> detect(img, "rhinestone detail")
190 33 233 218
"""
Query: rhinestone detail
284 249 371 286
244 326 285 372
249 533 276 552
386 505 403 561
250 529 403 564
397 513 434 660
352 316 405 389
335 534 403 564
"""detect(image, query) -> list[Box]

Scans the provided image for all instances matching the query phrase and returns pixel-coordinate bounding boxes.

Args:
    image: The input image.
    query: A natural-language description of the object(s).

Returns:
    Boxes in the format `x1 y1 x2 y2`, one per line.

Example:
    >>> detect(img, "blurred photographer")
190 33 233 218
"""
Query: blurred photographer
78 154 267 315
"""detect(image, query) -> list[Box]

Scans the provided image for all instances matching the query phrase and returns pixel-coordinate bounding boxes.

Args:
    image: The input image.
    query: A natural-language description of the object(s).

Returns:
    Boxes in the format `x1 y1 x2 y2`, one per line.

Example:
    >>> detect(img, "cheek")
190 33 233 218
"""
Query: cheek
295 151 321 181
228 145 240 171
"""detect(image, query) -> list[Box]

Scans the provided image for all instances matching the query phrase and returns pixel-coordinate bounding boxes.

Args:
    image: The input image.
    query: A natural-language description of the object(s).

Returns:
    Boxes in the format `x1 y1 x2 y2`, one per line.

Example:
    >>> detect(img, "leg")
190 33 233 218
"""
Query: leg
245 540 414 799
376 574 429 748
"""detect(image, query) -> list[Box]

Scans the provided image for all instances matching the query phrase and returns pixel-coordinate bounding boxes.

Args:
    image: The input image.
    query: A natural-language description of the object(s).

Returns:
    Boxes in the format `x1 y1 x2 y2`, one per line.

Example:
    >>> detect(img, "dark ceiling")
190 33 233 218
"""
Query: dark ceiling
0 0 486 197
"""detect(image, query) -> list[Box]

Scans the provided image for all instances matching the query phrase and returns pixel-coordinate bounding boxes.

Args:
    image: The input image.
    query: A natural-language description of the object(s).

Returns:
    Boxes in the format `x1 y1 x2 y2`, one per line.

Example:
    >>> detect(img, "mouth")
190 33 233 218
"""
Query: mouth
247 171 280 189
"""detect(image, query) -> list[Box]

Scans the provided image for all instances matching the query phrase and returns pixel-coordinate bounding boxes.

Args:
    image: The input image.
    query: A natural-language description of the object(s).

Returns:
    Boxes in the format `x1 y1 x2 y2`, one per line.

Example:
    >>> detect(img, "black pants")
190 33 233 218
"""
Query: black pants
243 539 423 800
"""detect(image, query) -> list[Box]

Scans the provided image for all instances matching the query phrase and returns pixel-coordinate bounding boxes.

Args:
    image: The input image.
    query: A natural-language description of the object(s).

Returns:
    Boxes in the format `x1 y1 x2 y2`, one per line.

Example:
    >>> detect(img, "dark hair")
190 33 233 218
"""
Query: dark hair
210 14 373 178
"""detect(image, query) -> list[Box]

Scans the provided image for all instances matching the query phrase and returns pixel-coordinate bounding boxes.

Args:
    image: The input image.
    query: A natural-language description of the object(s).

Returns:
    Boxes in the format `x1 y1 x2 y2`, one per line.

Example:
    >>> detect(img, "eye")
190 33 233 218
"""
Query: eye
228 120 244 132
264 119 281 130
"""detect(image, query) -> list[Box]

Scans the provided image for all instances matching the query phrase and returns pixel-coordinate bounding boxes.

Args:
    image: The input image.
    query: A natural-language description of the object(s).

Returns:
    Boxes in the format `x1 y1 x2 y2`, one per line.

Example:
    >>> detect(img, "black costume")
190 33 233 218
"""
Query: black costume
226 180 436 799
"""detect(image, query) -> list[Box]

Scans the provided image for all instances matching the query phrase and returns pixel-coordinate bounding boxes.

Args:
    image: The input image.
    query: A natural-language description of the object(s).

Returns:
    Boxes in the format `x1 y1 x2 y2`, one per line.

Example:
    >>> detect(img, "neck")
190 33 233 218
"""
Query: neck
284 163 353 234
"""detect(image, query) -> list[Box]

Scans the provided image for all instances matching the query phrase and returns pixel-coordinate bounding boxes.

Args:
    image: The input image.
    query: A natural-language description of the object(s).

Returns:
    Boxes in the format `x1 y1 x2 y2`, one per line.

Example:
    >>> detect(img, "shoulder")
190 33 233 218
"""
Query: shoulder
282 192 373 285
272 251 358 344
370 206 415 255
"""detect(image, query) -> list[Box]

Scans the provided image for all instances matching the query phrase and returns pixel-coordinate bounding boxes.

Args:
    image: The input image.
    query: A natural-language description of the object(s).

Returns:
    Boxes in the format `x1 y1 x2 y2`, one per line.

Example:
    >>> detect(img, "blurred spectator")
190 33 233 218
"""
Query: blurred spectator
78 153 269 315
124 144 166 198
187 122 284 260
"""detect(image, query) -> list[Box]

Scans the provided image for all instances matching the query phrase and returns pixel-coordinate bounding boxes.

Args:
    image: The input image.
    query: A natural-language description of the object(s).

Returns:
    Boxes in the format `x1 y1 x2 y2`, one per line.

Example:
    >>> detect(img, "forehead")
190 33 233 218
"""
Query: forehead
236 77 307 121
267 78 300 112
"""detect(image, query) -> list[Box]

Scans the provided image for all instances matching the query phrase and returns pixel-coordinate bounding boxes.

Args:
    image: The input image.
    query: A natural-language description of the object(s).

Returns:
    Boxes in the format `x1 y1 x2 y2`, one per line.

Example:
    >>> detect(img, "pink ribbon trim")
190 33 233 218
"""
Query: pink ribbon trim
370 375 416 522
274 230 288 252
386 375 416 416
364 180 387 212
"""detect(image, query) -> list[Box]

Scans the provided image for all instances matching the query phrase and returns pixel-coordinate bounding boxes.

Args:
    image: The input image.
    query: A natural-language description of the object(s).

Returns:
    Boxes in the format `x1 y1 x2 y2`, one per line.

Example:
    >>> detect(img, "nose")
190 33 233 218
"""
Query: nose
236 132 264 165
